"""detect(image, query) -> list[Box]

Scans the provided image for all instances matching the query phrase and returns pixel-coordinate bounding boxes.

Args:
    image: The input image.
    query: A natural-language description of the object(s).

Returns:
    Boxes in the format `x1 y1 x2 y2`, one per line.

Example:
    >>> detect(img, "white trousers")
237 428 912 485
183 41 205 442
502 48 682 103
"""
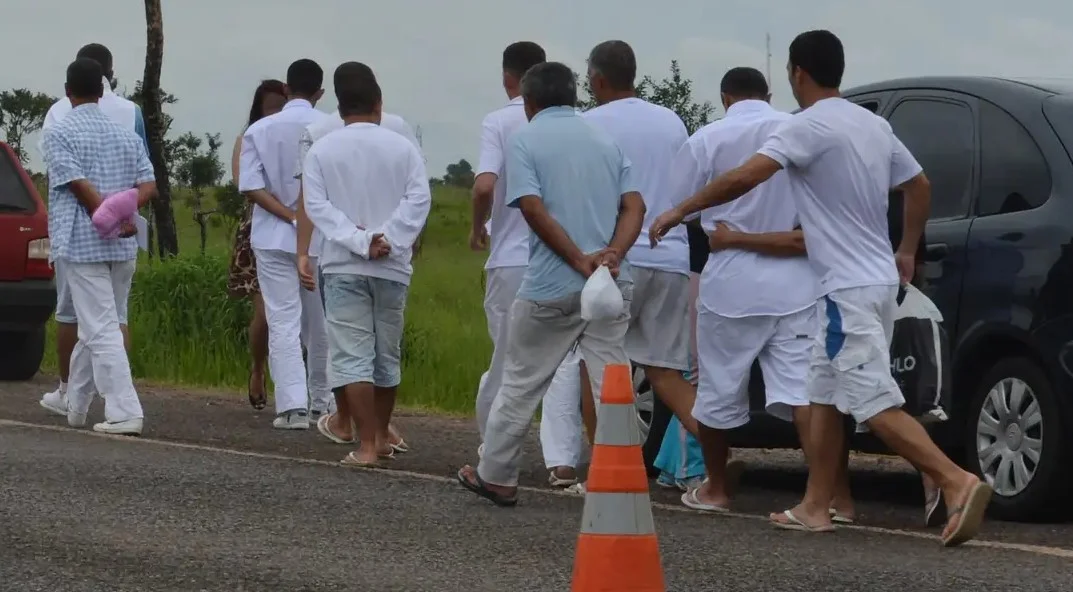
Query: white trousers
63 259 142 423
254 249 331 415
478 266 584 469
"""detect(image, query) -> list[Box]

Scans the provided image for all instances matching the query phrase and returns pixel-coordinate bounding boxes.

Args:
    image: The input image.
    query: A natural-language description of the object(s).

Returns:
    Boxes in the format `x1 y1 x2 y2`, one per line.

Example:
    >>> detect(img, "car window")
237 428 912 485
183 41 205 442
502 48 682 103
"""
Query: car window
0 146 35 212
977 101 1051 216
887 99 975 220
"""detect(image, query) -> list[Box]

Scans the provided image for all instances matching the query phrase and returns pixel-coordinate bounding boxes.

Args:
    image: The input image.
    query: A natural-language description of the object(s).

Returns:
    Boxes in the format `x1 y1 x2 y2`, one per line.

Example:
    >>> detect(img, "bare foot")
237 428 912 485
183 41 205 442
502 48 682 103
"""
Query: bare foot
694 480 730 509
548 466 577 487
327 413 353 441
830 494 856 523
458 465 518 501
940 472 992 545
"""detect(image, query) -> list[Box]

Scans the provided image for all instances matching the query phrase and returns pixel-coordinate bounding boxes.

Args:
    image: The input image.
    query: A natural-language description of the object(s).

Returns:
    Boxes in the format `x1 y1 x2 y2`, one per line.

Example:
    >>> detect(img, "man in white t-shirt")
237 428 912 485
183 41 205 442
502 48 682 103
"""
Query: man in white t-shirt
665 67 820 512
37 43 149 419
649 30 990 547
294 89 421 453
470 42 584 488
580 40 699 440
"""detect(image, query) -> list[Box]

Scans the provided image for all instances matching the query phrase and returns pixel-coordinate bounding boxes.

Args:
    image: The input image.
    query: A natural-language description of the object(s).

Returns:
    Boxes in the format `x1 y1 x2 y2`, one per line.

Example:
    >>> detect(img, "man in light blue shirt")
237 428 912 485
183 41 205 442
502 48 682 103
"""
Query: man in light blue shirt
457 61 646 505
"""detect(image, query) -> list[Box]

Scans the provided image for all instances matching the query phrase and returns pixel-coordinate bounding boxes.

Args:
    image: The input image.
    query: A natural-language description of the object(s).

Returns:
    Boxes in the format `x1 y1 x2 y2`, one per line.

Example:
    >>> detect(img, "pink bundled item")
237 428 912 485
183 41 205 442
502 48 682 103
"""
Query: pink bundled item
91 188 140 238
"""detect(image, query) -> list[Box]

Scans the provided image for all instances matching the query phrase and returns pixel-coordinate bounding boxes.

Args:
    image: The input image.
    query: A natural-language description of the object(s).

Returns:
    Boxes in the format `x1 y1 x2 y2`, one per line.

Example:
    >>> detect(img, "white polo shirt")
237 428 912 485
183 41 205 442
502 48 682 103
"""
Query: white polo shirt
303 122 431 285
239 98 328 253
475 97 531 270
582 97 689 275
670 100 817 318
757 97 923 295
295 110 422 257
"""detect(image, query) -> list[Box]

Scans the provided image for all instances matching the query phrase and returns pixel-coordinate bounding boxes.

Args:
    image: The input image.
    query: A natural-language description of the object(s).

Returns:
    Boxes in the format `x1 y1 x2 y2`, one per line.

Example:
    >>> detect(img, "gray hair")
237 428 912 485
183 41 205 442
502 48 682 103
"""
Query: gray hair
587 40 636 91
520 62 578 110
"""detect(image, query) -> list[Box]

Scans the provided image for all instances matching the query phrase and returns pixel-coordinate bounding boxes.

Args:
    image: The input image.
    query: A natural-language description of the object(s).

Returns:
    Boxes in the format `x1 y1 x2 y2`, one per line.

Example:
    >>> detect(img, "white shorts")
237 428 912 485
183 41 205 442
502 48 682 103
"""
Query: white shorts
625 267 690 371
693 306 814 430
807 284 905 423
54 259 133 325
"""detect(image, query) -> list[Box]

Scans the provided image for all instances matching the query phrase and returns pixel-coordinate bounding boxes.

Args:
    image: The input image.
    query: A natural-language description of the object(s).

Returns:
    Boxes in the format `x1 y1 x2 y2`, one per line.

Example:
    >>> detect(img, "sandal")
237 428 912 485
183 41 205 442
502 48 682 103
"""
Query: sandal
457 466 518 507
341 451 380 468
770 509 836 533
247 371 267 410
941 481 993 547
925 487 945 528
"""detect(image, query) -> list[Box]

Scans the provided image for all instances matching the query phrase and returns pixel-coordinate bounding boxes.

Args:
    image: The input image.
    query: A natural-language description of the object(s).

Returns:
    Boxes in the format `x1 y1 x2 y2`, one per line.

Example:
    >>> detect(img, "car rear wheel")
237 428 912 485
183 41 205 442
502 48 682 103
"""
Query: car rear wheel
963 357 1073 521
0 324 46 381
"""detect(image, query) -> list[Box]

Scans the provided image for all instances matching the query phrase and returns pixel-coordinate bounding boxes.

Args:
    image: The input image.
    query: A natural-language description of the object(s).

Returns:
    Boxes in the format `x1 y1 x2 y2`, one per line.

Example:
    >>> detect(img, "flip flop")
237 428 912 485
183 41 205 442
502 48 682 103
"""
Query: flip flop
247 372 267 410
941 481 993 547
680 489 730 513
378 448 396 461
390 439 410 454
548 470 578 488
925 488 945 528
340 452 380 468
828 508 856 525
456 467 518 507
316 413 355 445
770 510 836 533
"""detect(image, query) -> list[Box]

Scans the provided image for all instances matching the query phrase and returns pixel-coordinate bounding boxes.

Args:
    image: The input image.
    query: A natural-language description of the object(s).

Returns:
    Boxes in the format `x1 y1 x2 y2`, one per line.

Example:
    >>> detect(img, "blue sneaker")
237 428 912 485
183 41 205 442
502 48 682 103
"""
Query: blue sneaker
656 472 679 489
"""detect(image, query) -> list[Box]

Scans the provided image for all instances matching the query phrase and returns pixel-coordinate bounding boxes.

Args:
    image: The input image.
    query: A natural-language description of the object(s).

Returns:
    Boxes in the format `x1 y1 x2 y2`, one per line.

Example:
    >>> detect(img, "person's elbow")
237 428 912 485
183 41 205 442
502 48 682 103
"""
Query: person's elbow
621 191 645 219
472 174 495 203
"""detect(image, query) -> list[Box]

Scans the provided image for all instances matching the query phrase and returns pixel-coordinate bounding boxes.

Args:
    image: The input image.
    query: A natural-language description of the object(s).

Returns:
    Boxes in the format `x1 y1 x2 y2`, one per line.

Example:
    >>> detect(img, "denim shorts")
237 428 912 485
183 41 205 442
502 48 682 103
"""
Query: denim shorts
322 273 409 389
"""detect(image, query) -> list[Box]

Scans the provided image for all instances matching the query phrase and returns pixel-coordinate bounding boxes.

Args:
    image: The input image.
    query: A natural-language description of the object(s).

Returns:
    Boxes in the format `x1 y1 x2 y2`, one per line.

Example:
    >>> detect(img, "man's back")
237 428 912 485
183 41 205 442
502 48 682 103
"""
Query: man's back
582 98 688 273
305 123 430 283
43 104 151 263
240 99 326 252
506 107 633 301
758 97 921 294
477 98 529 270
682 100 816 317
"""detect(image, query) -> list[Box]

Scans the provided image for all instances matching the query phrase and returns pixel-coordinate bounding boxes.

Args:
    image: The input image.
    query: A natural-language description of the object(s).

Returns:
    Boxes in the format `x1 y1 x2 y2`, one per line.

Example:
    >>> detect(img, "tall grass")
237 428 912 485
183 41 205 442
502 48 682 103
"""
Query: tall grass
41 186 492 414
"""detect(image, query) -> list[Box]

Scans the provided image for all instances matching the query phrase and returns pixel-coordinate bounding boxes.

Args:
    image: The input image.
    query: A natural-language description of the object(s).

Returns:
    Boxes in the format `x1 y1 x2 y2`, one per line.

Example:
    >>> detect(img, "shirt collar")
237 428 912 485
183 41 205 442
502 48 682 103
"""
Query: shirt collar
283 98 313 111
725 99 773 118
531 105 576 122
508 96 524 106
101 77 115 96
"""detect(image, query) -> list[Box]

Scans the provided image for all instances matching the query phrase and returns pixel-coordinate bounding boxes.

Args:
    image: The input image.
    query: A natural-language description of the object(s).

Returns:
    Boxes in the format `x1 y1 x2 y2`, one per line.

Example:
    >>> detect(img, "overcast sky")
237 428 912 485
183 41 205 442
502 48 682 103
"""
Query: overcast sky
5 1 1071 177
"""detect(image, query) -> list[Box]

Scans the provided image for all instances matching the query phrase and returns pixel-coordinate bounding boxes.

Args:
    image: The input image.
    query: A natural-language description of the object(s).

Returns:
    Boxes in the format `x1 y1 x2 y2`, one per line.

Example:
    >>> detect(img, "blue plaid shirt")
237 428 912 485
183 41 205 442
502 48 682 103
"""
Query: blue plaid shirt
43 103 154 263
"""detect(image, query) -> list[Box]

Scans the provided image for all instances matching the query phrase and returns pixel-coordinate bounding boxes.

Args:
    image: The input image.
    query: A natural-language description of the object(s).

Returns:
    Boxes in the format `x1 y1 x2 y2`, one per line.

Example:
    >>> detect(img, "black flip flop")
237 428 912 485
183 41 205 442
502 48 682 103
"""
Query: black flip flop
457 468 518 507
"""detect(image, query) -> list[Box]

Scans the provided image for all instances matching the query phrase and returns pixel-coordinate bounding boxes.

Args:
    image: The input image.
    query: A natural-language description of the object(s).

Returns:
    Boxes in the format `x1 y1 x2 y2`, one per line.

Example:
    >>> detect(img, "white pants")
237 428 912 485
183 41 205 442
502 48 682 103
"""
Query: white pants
478 266 584 468
694 306 815 430
63 259 142 423
254 249 331 415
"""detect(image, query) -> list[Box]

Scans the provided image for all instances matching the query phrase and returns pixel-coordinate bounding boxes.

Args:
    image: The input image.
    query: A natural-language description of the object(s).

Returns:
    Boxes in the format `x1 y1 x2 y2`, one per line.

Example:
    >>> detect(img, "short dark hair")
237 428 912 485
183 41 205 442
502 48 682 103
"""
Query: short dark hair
502 42 546 78
286 59 324 97
720 67 769 98
76 43 113 77
334 62 382 117
788 30 845 89
587 40 636 91
66 58 105 99
520 62 577 111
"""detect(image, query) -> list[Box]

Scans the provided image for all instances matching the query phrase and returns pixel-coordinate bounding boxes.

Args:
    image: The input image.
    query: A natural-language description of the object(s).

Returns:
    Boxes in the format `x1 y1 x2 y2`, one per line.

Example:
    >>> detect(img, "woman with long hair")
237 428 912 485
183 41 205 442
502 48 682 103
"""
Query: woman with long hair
227 79 286 409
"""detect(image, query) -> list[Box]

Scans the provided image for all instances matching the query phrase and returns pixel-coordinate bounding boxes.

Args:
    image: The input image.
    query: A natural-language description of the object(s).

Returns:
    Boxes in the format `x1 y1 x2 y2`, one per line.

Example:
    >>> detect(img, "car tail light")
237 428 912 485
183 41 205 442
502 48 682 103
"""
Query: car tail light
25 238 53 279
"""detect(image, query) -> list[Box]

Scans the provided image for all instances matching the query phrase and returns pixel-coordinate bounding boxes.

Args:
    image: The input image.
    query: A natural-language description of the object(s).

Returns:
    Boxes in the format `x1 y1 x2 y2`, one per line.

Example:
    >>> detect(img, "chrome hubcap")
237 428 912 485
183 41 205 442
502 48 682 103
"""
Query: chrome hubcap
976 377 1042 497
633 366 653 443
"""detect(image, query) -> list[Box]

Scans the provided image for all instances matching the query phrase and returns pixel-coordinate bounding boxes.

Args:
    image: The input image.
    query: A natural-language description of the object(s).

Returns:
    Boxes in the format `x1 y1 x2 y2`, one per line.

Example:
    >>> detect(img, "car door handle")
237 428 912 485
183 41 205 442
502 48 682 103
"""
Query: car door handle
925 243 949 261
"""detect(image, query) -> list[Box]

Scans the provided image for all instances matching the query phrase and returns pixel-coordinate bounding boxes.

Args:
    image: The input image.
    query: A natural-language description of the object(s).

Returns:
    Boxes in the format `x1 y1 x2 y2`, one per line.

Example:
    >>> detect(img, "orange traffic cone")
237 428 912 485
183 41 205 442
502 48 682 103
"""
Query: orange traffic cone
571 363 666 592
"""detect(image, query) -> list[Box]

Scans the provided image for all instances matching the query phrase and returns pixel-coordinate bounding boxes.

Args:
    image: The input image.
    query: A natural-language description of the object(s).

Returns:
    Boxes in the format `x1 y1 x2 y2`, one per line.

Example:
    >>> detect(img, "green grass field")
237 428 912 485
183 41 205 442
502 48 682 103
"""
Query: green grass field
39 185 491 414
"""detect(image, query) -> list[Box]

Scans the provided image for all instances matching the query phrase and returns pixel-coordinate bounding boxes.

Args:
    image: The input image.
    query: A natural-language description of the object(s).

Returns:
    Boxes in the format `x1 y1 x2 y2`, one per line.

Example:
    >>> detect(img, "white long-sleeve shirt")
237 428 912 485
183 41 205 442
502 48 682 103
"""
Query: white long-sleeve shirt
303 122 431 285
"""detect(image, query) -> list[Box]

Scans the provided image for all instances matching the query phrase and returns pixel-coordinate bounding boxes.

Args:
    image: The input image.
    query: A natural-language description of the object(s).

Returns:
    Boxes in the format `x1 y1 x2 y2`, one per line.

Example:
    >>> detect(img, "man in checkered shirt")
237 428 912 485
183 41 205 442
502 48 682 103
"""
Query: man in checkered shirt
40 57 157 436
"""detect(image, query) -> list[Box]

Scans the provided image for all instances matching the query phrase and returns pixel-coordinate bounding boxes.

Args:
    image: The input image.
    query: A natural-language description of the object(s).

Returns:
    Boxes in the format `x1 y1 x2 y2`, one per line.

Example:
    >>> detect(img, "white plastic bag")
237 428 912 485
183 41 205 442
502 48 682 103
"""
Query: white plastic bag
580 265 624 321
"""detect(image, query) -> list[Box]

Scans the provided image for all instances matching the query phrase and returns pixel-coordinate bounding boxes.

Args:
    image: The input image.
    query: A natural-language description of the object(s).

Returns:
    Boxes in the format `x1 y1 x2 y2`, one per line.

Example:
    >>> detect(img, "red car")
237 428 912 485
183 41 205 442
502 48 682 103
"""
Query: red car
0 141 54 380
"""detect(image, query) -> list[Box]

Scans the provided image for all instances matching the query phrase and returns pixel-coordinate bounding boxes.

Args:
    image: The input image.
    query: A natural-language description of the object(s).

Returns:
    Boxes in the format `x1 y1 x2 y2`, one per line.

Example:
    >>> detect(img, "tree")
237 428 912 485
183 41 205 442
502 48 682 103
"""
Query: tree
0 89 56 163
122 79 179 164
443 158 475 188
577 60 715 134
172 132 225 253
140 0 180 258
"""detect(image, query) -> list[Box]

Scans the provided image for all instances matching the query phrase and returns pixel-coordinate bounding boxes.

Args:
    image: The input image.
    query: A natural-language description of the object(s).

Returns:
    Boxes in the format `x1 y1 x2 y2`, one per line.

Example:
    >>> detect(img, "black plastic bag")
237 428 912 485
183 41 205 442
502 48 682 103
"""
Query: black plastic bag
890 285 952 423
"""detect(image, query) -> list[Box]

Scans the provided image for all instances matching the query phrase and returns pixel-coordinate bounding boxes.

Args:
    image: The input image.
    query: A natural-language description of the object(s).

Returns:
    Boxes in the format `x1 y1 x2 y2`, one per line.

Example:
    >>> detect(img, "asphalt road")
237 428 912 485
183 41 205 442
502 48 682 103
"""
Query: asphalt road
2 376 1072 591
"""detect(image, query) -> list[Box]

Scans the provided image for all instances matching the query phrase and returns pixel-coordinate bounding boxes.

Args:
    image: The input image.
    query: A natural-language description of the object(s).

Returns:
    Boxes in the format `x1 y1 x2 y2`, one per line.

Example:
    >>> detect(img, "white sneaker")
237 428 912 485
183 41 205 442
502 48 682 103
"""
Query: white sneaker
273 409 309 430
93 418 143 436
39 389 68 416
